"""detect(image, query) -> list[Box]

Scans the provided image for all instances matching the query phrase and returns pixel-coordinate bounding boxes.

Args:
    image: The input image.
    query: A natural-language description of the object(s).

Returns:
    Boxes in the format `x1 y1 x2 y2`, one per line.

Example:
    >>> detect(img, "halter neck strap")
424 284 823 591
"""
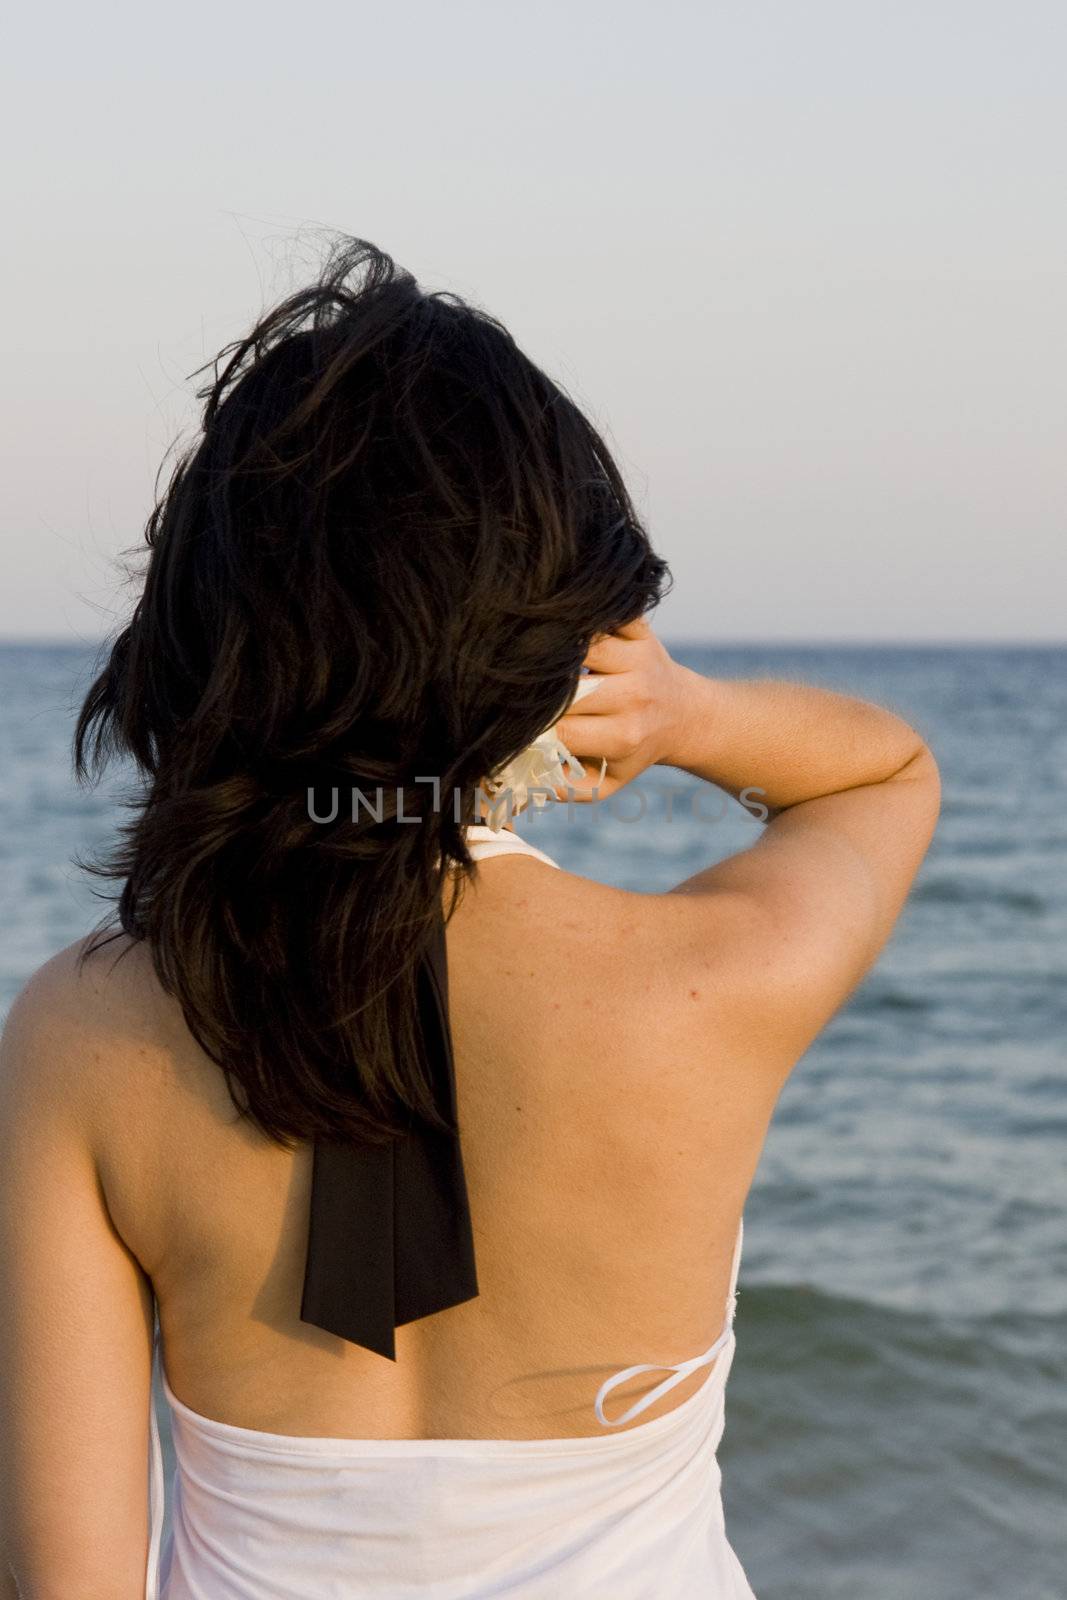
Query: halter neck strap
297 820 564 1359
298 901 479 1360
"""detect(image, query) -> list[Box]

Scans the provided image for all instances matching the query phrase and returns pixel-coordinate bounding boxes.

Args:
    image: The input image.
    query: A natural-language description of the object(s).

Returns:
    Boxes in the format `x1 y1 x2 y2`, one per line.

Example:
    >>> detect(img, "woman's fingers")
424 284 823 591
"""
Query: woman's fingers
553 774 619 804
556 710 635 762
549 619 667 802
612 616 653 640
582 635 630 674
565 674 622 716
583 618 653 673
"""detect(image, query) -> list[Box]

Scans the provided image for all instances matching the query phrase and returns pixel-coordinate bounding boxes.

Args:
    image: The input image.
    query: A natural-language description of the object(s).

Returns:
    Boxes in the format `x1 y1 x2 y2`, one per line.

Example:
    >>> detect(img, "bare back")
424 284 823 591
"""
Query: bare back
90 841 777 1444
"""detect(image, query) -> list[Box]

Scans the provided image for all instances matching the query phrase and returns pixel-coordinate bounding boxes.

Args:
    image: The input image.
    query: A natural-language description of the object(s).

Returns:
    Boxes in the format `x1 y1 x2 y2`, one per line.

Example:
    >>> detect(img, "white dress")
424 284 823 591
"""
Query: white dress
145 823 756 1599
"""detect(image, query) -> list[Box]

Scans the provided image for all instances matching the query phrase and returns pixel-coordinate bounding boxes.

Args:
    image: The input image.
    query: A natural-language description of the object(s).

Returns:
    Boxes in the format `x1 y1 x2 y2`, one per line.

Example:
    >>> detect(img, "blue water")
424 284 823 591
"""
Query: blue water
1 642 1065 1599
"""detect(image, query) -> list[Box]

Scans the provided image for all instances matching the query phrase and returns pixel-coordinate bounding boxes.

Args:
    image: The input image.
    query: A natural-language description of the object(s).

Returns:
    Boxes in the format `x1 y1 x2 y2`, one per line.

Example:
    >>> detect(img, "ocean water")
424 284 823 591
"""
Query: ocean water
1 641 1064 1599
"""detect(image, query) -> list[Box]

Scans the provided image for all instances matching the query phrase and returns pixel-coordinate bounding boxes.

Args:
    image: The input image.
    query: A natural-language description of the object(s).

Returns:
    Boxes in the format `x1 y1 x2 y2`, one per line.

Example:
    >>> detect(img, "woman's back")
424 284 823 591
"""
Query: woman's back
91 819 764 1596
99 822 763 1447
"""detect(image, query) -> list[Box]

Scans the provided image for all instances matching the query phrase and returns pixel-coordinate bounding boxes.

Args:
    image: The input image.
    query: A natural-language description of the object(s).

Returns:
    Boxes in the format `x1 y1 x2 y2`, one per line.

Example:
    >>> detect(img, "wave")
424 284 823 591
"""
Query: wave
721 1284 1067 1597
914 876 1046 914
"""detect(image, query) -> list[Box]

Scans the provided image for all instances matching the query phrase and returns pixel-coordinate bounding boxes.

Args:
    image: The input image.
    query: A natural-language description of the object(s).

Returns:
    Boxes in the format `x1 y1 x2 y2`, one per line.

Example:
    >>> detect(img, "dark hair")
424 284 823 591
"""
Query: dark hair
74 235 671 1149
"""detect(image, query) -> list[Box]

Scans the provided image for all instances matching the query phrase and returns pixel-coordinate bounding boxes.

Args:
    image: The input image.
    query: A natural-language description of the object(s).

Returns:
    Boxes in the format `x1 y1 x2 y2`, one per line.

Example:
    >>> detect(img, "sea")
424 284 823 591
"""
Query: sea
1 640 1064 1600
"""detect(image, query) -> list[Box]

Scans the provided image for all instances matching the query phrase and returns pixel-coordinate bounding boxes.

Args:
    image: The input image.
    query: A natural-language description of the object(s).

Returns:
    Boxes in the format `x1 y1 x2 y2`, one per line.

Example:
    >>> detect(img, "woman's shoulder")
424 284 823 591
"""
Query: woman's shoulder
0 933 182 1135
474 840 860 1110
451 850 771 1071
4 930 172 1038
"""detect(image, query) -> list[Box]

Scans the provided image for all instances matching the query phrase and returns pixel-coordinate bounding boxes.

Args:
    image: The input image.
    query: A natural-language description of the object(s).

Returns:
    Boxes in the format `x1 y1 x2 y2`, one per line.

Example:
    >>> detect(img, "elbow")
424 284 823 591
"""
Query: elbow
894 739 940 790
915 741 942 802
896 741 942 837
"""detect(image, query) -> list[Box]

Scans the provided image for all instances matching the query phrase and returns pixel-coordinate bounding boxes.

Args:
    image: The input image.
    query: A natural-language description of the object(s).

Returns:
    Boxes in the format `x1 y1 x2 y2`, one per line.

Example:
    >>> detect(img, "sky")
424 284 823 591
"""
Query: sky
1 1 1063 643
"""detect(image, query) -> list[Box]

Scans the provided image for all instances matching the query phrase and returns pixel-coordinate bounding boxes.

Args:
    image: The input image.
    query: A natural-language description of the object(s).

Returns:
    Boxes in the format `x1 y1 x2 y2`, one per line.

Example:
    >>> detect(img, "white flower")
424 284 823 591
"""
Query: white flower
482 675 606 832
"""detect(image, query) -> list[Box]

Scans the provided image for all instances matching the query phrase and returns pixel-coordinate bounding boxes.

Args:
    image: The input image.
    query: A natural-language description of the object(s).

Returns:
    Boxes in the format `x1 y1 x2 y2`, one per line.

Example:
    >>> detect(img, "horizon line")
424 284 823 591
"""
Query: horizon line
0 634 1063 652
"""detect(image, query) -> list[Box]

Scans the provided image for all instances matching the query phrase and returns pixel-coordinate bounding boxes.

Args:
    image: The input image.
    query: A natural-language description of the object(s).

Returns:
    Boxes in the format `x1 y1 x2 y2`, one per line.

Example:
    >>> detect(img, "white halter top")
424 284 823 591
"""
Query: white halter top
145 822 755 1599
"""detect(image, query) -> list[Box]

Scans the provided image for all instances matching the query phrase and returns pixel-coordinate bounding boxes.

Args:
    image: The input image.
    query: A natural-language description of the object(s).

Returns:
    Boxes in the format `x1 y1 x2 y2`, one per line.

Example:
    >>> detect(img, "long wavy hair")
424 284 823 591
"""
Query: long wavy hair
74 235 671 1150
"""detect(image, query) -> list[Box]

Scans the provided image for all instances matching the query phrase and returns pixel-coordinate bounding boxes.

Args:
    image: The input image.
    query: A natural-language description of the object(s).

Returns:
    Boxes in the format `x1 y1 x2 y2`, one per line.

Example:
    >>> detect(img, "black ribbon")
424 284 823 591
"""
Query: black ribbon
299 904 479 1360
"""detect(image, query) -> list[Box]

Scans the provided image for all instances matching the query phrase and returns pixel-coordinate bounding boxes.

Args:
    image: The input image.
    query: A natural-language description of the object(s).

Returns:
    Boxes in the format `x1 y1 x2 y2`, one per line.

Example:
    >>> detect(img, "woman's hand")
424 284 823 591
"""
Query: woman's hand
554 617 703 801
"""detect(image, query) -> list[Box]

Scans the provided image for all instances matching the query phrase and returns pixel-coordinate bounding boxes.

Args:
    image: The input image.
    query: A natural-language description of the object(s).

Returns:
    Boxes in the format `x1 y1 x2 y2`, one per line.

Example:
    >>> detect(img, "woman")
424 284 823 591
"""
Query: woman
0 237 940 1598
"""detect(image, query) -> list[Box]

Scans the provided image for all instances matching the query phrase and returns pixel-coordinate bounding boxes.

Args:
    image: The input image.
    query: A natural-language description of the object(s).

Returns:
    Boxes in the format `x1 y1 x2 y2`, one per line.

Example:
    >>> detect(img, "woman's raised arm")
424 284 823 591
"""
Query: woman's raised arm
558 621 941 1077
